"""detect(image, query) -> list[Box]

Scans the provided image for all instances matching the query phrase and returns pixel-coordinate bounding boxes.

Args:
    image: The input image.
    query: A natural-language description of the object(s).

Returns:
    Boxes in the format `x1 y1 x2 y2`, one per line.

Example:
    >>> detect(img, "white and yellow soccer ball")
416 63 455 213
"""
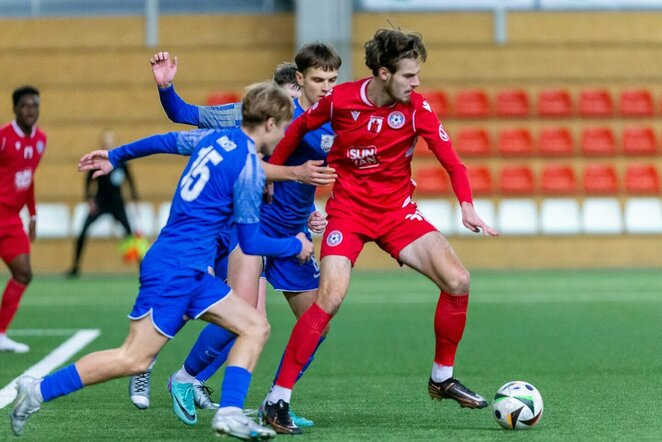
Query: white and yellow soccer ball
492 381 543 430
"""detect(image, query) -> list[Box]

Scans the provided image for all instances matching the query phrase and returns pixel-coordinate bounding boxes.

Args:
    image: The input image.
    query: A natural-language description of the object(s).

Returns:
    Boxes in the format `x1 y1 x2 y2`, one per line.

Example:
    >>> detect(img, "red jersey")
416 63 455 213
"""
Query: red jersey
270 78 472 212
0 121 47 217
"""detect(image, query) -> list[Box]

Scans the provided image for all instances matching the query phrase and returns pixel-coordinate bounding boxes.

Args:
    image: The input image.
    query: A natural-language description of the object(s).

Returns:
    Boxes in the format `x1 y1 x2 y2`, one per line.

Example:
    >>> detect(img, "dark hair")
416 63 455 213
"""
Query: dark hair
294 42 342 74
13 85 40 107
241 81 293 129
364 29 427 76
273 62 299 87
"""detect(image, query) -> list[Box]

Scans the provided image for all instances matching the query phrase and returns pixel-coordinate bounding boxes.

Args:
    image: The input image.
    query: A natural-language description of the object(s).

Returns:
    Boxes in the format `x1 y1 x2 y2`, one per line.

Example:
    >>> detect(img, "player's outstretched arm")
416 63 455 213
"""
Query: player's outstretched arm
78 150 114 179
460 202 499 237
150 51 177 89
262 159 336 186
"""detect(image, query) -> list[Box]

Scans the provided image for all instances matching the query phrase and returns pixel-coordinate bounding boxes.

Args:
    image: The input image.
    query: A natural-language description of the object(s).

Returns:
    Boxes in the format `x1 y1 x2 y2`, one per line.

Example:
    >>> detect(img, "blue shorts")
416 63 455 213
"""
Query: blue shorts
129 258 232 338
263 227 319 293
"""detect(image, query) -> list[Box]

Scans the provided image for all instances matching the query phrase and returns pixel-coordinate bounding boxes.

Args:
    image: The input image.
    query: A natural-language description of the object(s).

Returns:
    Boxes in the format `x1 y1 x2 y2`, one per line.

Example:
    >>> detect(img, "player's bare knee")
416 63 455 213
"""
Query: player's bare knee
445 269 470 295
12 268 32 285
244 315 270 345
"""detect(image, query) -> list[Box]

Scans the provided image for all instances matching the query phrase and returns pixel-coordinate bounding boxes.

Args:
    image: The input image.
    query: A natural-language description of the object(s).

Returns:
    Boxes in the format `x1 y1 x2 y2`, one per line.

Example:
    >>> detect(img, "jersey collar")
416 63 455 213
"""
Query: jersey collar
11 120 36 138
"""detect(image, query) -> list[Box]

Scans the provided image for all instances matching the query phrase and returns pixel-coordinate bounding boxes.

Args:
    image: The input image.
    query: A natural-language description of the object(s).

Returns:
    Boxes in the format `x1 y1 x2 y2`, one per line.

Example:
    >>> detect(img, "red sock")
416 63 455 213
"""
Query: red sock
434 292 468 366
0 278 27 333
275 303 332 389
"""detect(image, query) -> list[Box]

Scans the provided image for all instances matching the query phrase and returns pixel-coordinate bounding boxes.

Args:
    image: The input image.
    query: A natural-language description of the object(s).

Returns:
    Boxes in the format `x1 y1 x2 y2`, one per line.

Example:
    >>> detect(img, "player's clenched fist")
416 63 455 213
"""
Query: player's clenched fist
307 211 327 234
295 232 314 263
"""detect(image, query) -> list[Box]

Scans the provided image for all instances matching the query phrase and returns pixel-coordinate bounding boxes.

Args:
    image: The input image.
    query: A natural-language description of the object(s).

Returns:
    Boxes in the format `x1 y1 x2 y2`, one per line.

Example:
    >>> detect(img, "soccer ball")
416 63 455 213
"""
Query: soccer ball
492 381 543 430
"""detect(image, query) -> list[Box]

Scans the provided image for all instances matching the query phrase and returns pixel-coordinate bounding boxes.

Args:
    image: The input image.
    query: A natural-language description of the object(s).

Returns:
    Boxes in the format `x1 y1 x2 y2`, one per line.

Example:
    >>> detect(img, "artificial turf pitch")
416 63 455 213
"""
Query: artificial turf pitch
1 268 661 440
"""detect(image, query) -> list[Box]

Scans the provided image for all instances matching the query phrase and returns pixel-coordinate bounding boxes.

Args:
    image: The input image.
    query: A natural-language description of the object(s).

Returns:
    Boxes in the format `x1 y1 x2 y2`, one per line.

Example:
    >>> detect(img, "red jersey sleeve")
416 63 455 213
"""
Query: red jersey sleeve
414 102 473 204
269 93 333 165
26 182 36 216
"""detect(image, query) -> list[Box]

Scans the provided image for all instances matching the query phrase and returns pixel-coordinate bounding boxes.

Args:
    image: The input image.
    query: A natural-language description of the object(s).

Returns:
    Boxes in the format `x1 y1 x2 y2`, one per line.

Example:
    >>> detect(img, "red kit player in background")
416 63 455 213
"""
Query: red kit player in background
262 29 499 434
0 86 46 353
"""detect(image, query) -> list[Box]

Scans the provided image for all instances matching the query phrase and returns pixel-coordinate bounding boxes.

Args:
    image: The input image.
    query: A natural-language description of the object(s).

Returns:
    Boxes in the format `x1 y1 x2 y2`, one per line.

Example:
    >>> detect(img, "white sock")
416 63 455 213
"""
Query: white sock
193 379 203 386
431 363 453 383
217 406 242 415
33 380 44 403
174 365 195 384
267 385 292 404
0 333 7 340
147 358 156 370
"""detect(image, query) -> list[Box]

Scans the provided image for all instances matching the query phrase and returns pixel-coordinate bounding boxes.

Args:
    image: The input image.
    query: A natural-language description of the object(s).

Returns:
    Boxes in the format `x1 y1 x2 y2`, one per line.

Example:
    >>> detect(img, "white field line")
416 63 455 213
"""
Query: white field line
9 329 82 336
0 329 100 409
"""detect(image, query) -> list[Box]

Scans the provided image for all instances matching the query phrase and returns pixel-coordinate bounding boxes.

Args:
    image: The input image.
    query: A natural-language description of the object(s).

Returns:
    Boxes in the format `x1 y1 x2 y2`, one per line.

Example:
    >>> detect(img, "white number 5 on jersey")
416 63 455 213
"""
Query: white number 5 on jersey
180 146 223 201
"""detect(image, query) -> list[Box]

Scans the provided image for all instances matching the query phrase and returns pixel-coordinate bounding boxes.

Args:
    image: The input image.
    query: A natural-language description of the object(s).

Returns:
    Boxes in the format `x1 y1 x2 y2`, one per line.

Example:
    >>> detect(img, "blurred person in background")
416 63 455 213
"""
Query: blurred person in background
0 85 46 353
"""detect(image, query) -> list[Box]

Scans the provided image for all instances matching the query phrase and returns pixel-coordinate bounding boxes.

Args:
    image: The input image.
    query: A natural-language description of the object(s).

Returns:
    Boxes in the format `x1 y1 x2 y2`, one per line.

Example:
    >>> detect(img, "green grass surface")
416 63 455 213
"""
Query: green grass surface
1 269 661 440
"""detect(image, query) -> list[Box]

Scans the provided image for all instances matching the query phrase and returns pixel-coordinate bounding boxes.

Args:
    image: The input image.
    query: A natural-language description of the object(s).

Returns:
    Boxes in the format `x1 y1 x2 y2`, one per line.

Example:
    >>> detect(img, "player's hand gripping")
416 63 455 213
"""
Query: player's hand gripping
295 232 314 263
307 211 327 234
294 159 337 186
461 202 499 236
78 150 114 179
150 51 178 89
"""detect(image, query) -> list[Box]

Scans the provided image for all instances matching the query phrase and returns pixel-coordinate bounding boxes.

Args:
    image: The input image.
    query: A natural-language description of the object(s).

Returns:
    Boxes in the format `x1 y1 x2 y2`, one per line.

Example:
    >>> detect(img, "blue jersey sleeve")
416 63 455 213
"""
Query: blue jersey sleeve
159 85 200 126
108 130 216 167
236 222 302 258
232 153 264 224
198 102 243 129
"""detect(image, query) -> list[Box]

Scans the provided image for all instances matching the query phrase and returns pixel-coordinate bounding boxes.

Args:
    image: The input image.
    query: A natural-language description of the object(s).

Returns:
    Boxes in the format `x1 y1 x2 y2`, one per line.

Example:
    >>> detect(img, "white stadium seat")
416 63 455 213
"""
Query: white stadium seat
71 203 124 238
624 198 662 234
35 203 71 238
156 202 172 233
541 198 581 235
582 198 623 234
497 199 538 235
126 202 156 237
417 199 454 235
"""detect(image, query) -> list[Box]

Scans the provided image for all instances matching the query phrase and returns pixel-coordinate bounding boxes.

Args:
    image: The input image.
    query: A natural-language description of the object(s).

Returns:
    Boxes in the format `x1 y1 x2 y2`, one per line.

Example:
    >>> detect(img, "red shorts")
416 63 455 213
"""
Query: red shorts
321 199 437 266
0 214 30 264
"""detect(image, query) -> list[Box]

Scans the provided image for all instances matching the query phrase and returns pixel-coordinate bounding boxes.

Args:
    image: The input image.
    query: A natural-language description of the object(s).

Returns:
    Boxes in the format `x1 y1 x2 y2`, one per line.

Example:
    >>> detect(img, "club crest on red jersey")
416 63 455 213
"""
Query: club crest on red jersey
348 146 379 169
37 140 44 154
438 124 449 141
326 230 343 247
387 111 405 129
320 134 334 152
367 116 383 134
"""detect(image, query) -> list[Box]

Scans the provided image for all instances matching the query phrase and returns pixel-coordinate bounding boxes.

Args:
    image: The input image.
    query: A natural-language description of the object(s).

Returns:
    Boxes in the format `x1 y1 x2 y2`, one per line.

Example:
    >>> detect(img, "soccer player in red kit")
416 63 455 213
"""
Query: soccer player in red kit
0 86 46 353
262 29 499 434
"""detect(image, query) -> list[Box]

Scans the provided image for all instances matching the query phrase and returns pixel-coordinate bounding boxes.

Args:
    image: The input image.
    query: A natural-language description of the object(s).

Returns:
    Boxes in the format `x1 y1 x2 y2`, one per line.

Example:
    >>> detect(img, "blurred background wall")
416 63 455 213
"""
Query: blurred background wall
2 0 662 273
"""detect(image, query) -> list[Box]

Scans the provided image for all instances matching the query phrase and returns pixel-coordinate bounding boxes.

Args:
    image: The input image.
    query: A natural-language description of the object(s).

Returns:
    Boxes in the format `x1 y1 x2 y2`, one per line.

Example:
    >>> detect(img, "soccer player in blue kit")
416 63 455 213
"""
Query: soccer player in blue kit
10 81 313 440
126 44 340 429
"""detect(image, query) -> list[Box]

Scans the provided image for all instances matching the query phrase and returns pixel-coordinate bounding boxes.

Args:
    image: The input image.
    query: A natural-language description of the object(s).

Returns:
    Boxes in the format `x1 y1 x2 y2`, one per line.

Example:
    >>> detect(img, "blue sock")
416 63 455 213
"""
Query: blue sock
219 366 251 409
195 339 234 383
40 364 84 402
272 336 325 385
184 324 236 377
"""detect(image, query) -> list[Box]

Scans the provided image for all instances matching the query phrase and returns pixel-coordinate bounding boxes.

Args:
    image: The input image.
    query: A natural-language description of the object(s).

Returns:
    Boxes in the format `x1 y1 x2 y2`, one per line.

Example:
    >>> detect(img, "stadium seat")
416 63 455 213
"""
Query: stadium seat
625 164 660 194
419 89 449 117
496 90 529 117
126 202 156 237
497 199 538 235
498 128 533 156
414 136 434 157
583 164 619 195
72 203 123 238
582 198 623 234
454 89 490 117
619 89 654 117
206 91 241 106
466 165 493 195
454 199 496 235
581 127 617 156
624 198 662 234
579 89 613 117
499 165 535 195
455 128 491 157
156 202 171 232
540 199 581 235
541 164 577 195
537 89 573 117
416 199 455 235
413 165 451 196
35 203 71 238
538 127 574 156
622 127 657 156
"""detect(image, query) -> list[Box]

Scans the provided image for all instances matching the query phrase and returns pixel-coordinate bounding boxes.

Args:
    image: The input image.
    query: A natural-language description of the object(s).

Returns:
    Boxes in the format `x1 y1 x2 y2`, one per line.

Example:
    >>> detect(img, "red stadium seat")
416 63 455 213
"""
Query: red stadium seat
413 166 451 195
455 128 491 157
414 136 434 157
579 89 613 117
583 163 619 195
454 89 490 117
619 89 654 117
625 164 660 194
206 91 241 105
581 127 617 156
541 164 577 195
537 89 573 117
622 126 657 156
538 127 574 156
498 128 533 156
466 165 493 195
500 165 535 195
419 89 449 117
496 90 530 117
